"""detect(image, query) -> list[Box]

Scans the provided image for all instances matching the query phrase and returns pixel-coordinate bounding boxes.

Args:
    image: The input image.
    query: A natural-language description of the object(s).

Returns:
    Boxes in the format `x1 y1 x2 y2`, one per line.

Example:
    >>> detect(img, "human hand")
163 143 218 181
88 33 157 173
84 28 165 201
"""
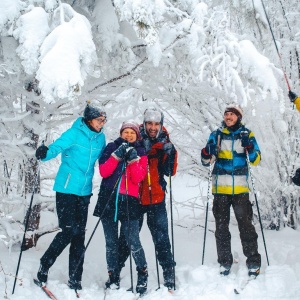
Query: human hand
241 131 253 149
126 148 139 164
163 142 175 155
113 143 129 160
35 144 48 160
288 90 298 103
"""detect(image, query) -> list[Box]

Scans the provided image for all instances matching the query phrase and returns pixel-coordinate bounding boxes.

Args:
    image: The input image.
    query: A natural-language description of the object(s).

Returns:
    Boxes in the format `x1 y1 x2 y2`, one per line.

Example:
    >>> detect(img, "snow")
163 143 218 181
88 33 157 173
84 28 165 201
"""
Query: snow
35 4 98 103
2 174 300 299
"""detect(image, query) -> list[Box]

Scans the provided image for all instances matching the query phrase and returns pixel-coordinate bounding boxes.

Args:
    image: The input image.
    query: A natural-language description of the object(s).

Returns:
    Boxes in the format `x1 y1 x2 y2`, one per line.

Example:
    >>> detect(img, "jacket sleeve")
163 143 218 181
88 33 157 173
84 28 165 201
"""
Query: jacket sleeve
127 155 148 185
247 131 261 166
99 143 120 178
201 131 217 167
295 96 300 112
42 128 75 161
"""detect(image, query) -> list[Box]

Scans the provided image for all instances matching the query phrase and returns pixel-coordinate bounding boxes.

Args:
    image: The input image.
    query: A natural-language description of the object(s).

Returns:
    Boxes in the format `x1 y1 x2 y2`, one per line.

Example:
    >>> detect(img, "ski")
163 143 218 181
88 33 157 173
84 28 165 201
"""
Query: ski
234 276 256 294
74 290 80 298
33 278 58 300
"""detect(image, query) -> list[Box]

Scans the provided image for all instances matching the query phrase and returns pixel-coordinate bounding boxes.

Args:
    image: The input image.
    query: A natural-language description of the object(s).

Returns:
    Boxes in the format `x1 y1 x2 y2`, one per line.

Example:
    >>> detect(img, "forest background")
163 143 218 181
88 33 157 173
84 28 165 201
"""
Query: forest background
0 0 300 298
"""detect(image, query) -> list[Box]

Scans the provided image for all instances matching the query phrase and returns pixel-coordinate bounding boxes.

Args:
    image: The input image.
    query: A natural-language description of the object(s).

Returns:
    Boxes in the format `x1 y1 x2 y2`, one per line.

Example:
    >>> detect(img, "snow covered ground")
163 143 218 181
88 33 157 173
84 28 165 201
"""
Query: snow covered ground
1 174 300 300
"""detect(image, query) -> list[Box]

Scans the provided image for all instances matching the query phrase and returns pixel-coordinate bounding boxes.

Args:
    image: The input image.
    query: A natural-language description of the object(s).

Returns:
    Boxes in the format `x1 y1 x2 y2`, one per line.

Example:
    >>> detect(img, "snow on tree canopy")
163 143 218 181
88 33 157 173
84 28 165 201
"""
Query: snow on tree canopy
0 0 26 35
238 40 280 103
36 4 99 103
114 0 166 45
13 7 50 75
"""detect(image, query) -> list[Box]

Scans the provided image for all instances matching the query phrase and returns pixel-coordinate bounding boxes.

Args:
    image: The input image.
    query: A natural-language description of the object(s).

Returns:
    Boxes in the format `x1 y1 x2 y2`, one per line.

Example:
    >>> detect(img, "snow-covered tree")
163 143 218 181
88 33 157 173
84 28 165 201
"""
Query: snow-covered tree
0 0 299 250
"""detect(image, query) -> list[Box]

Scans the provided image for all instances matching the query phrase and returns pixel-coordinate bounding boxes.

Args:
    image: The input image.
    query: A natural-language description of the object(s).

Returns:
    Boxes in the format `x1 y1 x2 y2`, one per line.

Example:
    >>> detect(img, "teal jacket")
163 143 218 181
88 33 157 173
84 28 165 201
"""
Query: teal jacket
42 117 106 196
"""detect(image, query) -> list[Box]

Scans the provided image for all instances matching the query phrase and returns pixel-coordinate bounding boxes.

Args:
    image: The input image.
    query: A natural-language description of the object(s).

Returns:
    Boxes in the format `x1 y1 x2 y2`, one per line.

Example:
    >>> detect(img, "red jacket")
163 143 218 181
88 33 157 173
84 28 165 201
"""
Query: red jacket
139 126 178 205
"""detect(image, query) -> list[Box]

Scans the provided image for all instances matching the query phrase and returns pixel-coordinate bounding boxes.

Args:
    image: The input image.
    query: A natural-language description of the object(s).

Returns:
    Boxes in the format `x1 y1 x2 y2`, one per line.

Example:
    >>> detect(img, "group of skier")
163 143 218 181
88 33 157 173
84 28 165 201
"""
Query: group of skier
33 90 299 295
35 104 177 295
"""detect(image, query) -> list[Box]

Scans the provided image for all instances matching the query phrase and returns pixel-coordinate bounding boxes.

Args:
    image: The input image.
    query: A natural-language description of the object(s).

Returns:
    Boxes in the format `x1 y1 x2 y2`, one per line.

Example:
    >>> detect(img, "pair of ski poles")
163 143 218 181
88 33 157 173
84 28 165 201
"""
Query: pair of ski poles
201 150 270 266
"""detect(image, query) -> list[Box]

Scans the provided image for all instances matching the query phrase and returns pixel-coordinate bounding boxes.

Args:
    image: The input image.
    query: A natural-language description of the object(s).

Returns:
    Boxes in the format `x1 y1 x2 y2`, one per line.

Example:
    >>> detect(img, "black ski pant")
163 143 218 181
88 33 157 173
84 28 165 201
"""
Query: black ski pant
212 194 261 268
118 201 174 272
40 192 90 281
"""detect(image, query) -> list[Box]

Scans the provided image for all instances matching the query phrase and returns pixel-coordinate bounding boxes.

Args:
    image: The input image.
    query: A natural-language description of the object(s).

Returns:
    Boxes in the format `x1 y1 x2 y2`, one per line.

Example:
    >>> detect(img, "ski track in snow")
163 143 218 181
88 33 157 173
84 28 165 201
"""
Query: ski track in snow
1 175 300 300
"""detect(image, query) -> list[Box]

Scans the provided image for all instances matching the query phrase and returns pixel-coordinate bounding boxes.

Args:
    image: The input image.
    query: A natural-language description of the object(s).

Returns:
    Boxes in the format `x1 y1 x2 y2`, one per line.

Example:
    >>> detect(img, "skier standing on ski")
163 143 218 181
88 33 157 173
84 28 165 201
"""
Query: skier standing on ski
201 104 261 277
35 102 107 290
93 121 148 295
118 108 178 290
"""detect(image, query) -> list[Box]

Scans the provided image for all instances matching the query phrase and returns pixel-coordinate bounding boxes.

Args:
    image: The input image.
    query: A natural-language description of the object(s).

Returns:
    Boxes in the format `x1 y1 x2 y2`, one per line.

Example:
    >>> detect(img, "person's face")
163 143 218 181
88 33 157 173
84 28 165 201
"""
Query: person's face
121 128 137 143
145 121 161 138
88 116 106 132
224 112 238 127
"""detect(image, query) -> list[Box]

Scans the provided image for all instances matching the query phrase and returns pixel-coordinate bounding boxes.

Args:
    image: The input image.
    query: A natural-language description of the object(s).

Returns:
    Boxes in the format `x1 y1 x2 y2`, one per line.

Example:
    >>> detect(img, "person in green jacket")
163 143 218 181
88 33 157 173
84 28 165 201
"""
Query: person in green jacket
34 103 106 291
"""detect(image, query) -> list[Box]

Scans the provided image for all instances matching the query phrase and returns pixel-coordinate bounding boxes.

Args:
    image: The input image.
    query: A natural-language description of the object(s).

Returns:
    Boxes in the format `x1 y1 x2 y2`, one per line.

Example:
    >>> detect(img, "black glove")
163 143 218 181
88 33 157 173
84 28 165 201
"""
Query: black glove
163 142 175 155
241 132 253 149
35 144 48 160
205 143 217 156
143 139 152 152
288 90 298 103
126 148 139 164
113 143 129 160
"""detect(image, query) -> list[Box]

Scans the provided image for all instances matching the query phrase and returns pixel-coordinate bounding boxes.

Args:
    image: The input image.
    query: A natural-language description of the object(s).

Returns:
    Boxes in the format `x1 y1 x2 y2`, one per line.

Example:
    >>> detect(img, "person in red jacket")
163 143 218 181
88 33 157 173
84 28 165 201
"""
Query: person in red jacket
93 121 148 296
118 108 178 290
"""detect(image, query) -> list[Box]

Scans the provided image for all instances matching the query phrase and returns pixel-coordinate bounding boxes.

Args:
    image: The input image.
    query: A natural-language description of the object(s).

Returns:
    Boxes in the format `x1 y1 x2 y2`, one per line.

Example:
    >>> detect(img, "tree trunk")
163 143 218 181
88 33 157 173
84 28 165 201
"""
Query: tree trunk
22 101 41 250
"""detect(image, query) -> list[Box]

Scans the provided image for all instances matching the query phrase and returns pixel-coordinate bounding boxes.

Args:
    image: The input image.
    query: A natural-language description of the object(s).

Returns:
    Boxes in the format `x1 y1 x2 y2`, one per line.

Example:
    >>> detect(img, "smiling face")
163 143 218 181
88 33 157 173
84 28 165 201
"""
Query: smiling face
145 121 161 138
224 111 239 127
88 116 106 132
121 128 137 143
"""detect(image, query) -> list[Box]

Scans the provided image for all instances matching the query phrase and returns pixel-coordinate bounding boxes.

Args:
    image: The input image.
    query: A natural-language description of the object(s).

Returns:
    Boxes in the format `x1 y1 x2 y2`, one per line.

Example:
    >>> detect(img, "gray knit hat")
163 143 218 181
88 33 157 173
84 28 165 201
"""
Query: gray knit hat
144 108 164 124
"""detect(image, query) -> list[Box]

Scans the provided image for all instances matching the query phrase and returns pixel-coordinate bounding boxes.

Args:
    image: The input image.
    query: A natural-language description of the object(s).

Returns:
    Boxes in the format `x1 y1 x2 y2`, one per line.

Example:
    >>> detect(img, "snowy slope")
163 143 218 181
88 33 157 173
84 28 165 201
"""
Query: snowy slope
1 174 300 300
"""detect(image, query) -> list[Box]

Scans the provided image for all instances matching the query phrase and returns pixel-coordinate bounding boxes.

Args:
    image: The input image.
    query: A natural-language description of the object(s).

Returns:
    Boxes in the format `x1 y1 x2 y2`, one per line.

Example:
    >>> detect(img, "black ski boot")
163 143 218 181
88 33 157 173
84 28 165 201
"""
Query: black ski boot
136 267 148 296
163 266 175 290
105 270 120 289
248 267 260 278
219 265 231 276
37 264 49 283
68 278 82 290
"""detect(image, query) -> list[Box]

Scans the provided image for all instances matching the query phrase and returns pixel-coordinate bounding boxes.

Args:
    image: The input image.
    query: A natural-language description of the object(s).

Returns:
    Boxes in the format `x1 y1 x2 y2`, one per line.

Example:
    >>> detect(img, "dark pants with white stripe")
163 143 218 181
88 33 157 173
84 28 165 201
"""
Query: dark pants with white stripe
212 194 261 268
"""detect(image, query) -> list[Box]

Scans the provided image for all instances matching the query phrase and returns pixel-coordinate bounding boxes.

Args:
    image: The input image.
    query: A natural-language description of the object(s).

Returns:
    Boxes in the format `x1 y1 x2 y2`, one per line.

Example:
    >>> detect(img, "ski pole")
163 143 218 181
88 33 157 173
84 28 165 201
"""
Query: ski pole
12 160 41 294
245 149 270 266
202 161 212 265
169 170 176 290
260 0 291 91
147 164 160 290
124 162 134 293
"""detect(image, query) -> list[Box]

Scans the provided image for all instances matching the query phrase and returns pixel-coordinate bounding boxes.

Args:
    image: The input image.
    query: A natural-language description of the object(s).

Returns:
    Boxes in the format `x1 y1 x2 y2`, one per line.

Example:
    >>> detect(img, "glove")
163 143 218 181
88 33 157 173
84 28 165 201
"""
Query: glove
241 132 253 149
163 142 175 155
35 144 48 160
126 148 139 164
288 90 298 103
112 143 129 160
143 139 152 152
205 143 217 156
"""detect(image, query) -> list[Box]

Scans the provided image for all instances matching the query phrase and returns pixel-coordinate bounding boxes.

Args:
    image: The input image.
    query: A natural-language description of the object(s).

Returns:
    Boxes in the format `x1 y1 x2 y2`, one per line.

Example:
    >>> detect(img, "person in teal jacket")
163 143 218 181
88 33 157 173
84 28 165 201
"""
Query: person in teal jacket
35 103 106 291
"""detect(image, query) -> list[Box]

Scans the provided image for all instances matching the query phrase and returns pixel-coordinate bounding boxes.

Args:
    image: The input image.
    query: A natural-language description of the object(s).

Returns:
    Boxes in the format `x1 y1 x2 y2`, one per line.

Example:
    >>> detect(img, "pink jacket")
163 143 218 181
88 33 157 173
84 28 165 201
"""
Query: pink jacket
99 155 148 198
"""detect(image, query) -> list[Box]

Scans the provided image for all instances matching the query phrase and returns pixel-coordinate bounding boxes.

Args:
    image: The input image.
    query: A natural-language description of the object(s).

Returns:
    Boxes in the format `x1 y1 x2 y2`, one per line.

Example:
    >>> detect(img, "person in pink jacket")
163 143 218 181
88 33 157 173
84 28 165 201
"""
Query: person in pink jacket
93 121 148 296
